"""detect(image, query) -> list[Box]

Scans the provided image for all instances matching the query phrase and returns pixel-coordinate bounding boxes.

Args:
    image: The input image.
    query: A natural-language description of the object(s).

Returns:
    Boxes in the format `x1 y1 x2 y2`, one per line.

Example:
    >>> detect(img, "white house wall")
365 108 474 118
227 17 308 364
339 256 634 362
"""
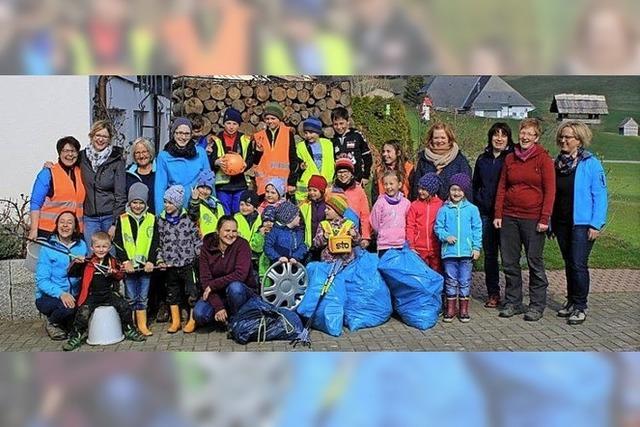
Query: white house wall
0 76 90 201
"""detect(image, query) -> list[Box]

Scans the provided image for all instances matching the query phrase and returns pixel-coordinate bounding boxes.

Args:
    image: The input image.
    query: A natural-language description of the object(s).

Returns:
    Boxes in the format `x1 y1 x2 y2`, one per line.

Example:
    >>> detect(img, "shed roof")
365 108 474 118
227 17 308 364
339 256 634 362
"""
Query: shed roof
618 117 639 127
550 94 608 114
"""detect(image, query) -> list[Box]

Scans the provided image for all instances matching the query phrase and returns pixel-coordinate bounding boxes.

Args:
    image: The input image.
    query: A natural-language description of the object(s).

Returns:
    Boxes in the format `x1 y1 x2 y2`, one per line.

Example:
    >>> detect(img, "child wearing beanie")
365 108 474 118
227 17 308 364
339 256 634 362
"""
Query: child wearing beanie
253 205 277 280
188 170 225 238
257 177 286 214
406 172 444 273
233 190 264 269
157 185 202 333
313 192 361 264
294 117 335 202
434 173 482 323
113 182 159 336
264 201 308 265
299 174 328 260
333 154 372 249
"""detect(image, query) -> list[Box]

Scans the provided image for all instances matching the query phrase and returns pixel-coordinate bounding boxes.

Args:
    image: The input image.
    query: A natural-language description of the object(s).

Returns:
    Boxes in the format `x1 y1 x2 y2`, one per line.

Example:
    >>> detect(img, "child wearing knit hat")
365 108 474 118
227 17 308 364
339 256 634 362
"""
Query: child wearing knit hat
434 173 482 324
294 117 336 202
188 170 225 238
234 190 263 267
406 172 444 273
299 175 328 260
333 153 372 249
264 201 308 266
258 177 286 214
313 192 361 264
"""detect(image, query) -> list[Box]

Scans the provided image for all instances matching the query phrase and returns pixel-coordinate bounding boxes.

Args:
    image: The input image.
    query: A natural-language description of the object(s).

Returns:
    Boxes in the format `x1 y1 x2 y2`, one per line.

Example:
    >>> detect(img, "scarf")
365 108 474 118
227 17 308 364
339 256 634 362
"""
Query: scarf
334 177 355 191
514 144 539 162
424 142 460 173
165 211 181 225
555 147 584 176
165 139 197 159
384 192 404 205
85 144 113 172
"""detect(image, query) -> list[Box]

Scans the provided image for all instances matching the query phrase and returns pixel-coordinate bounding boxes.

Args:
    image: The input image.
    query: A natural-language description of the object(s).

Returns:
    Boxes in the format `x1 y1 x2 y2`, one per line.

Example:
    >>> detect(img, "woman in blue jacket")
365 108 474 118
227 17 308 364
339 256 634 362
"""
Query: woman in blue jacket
551 122 608 325
154 117 212 214
35 211 88 341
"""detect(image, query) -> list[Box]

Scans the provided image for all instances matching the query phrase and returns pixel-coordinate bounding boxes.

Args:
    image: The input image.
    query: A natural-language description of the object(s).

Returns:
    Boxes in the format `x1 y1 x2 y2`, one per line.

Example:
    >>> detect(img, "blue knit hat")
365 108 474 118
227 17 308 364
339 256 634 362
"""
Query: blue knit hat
223 108 242 125
418 172 442 196
448 173 472 198
196 170 215 190
303 117 323 135
171 117 192 135
275 201 300 225
164 185 185 209
262 205 277 222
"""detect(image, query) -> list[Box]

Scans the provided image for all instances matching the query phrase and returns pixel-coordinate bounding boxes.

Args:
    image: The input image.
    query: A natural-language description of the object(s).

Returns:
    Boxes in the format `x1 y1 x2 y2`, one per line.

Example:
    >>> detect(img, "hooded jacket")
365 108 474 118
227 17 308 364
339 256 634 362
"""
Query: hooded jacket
35 236 88 300
79 146 127 219
435 199 482 259
411 150 472 201
370 194 411 250
406 196 443 254
264 223 308 263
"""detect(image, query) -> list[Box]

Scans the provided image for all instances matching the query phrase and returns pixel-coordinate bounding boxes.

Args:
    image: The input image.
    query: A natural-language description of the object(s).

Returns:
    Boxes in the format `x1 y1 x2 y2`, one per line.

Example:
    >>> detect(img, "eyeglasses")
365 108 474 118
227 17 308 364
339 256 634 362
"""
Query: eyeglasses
559 135 577 141
93 134 110 140
519 131 538 137
175 131 192 136
60 149 78 154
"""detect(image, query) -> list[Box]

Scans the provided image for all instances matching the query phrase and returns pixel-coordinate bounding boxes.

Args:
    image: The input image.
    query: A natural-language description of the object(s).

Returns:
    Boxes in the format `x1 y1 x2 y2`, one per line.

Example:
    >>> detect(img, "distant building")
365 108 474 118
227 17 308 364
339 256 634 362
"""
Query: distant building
618 117 639 136
550 94 609 124
364 88 396 99
418 76 535 119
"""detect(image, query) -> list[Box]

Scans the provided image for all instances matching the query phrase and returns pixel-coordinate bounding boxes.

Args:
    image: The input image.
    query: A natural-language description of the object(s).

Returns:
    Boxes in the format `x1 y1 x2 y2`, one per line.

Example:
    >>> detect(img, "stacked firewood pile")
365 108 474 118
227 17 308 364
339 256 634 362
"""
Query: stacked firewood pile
171 77 351 138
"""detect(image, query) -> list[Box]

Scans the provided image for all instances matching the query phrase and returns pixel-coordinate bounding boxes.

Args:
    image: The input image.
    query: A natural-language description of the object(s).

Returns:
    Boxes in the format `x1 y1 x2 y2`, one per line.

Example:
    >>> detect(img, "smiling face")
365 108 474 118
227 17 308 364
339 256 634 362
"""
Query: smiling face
417 188 432 201
558 127 582 155
382 174 401 197
56 212 76 240
218 220 238 248
449 185 465 203
303 130 319 142
491 128 509 153
381 144 398 166
264 185 280 204
173 124 192 147
336 169 353 184
197 186 212 199
264 115 280 130
518 126 539 150
164 200 178 215
91 238 111 260
324 205 339 221
307 187 322 201
59 143 79 167
332 117 348 136
239 200 256 216
431 128 450 149
91 126 111 152
133 143 152 168
129 199 146 215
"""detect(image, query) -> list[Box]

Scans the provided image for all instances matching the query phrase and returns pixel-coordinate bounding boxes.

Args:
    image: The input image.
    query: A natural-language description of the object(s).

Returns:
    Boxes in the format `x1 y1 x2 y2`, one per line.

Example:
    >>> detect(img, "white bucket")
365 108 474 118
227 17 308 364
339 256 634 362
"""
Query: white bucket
87 306 124 345
23 242 41 273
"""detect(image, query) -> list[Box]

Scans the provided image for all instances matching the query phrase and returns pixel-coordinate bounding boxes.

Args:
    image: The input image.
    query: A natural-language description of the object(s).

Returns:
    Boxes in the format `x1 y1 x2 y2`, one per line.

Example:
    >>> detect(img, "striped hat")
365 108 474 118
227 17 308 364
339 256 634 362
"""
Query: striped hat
325 193 349 217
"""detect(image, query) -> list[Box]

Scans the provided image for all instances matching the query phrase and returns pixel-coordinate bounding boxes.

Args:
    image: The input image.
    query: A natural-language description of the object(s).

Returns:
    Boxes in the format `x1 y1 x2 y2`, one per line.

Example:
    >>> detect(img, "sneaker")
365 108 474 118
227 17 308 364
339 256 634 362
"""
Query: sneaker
567 309 586 325
498 304 525 318
63 332 86 351
124 325 146 342
557 301 574 318
484 294 501 308
524 309 544 322
44 320 67 341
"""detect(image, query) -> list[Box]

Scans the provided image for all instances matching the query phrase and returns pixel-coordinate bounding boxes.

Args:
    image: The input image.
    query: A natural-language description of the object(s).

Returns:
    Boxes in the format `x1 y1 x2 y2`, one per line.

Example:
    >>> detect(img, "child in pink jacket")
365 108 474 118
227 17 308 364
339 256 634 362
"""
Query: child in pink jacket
370 170 411 256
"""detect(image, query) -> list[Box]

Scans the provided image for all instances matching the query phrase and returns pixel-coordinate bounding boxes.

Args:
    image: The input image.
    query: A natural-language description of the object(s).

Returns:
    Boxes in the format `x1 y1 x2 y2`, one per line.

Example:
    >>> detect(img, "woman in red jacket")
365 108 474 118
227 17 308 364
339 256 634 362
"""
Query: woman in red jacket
193 216 258 329
494 118 556 322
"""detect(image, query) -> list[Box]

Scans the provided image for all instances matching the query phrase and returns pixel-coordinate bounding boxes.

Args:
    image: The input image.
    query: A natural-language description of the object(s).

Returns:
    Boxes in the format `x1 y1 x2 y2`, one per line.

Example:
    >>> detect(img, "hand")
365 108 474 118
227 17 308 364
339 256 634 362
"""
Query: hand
360 239 370 249
43 161 54 169
493 219 502 229
278 256 288 264
300 162 307 170
323 230 330 239
60 292 76 309
214 158 222 167
202 286 211 301
123 261 135 273
472 250 480 261
361 178 369 187
191 187 199 200
290 258 298 265
214 309 228 323
588 228 600 241
287 185 296 195
349 228 357 238
446 236 457 245
157 262 167 271
108 225 116 239
143 262 154 273
72 255 86 264
536 223 549 233
28 226 38 241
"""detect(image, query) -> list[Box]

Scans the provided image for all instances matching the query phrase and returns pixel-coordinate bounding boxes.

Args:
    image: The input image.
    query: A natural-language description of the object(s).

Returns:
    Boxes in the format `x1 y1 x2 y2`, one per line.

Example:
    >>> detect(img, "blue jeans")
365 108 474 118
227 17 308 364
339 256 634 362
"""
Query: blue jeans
481 214 501 296
35 294 76 327
217 189 244 215
125 273 152 310
193 281 254 325
443 258 473 297
83 215 114 252
554 224 595 310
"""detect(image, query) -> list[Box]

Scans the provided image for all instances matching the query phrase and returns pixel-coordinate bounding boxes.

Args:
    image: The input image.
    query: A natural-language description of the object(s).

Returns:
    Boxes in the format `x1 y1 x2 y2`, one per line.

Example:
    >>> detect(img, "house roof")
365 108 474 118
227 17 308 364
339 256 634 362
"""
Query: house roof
470 76 534 109
550 94 609 114
618 117 639 127
364 88 396 99
419 76 484 110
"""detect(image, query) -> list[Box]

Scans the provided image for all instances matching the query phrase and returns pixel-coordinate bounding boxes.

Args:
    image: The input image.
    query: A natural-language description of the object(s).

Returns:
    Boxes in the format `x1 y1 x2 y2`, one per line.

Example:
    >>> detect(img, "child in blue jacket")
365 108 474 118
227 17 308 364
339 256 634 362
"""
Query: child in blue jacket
264 201 308 265
435 173 482 323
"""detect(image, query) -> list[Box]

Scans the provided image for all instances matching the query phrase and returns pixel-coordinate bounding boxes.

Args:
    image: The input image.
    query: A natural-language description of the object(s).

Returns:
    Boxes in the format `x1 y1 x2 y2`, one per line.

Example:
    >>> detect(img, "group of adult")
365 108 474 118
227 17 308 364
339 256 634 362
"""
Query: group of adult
31 104 607 342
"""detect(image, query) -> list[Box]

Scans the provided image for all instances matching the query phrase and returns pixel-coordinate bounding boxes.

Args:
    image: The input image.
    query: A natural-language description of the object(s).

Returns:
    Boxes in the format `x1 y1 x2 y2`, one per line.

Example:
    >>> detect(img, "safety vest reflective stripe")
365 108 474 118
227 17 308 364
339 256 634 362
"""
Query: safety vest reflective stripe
295 138 335 201
214 135 251 185
120 213 155 265
39 164 86 232
320 219 354 237
254 125 291 194
234 212 263 243
199 202 225 237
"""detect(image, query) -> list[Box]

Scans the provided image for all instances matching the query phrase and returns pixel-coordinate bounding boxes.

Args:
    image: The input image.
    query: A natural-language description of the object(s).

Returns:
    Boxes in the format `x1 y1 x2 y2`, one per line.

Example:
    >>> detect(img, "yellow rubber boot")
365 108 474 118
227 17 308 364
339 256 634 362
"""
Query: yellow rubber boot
183 309 196 333
167 305 181 333
136 310 153 336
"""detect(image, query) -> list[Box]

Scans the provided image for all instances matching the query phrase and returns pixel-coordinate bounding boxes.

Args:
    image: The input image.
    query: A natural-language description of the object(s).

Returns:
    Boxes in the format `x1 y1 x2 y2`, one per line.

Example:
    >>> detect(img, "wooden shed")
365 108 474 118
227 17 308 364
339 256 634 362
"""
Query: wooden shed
550 93 608 124
618 117 639 136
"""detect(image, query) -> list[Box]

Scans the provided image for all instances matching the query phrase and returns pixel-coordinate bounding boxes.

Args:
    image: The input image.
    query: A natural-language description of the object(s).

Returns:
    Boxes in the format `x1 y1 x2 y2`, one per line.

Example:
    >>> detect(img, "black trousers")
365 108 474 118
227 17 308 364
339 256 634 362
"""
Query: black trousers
72 292 133 334
165 264 199 307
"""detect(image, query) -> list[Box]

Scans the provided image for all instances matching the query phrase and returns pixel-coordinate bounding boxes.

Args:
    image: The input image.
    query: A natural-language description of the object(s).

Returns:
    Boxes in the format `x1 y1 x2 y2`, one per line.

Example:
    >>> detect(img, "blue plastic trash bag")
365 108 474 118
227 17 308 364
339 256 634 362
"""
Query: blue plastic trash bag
378 246 444 330
229 296 305 344
296 261 347 337
343 249 392 331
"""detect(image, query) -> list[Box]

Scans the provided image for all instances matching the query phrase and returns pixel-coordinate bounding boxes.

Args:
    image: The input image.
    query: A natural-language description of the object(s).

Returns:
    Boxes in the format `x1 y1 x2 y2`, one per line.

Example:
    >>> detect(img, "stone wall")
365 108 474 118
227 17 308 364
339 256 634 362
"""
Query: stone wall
0 259 41 320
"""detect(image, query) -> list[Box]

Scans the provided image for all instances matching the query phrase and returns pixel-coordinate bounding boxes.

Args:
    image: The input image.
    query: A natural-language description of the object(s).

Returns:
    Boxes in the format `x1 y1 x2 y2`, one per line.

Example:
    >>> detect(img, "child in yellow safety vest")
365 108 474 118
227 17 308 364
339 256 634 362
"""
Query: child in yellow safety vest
113 182 159 337
313 193 360 264
188 170 225 238
295 117 335 203
233 190 263 270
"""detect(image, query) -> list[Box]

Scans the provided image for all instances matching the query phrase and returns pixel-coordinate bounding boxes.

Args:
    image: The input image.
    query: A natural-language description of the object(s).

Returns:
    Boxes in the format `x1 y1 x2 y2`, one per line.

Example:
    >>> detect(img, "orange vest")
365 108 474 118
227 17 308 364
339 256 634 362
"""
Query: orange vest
253 125 291 195
39 164 86 232
376 161 414 198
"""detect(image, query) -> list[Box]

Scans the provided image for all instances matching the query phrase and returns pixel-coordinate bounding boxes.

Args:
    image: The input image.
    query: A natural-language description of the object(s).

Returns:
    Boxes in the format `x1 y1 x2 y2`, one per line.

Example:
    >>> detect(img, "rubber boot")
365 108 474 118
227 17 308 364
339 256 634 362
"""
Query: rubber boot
183 309 196 333
443 297 457 323
459 297 470 323
136 310 153 336
167 305 181 333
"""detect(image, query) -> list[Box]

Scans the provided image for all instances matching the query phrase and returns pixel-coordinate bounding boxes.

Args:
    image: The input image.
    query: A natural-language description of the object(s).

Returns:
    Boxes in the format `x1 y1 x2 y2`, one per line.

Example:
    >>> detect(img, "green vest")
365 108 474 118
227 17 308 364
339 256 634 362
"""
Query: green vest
213 134 251 185
199 202 225 237
120 212 155 266
234 212 263 246
295 138 335 202
263 34 353 75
